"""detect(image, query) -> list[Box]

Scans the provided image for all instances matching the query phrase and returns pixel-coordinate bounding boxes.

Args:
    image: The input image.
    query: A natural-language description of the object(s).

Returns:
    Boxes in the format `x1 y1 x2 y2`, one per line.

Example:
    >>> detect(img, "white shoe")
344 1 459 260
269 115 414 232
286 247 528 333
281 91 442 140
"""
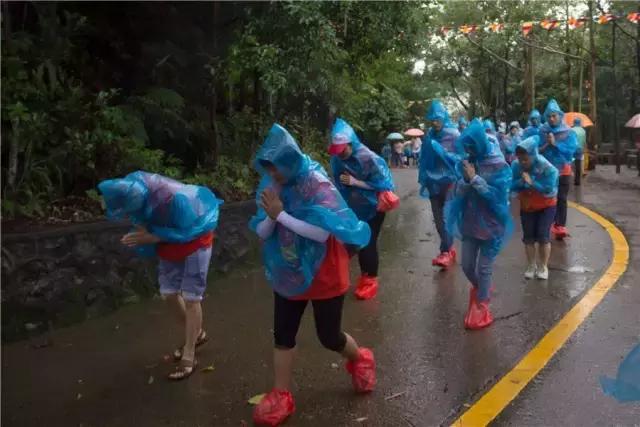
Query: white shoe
536 266 549 280
524 264 537 279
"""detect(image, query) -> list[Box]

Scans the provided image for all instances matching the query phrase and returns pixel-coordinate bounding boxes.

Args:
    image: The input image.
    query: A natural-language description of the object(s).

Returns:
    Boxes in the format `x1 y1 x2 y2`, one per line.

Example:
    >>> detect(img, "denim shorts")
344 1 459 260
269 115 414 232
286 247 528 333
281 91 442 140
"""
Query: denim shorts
158 247 212 301
521 206 557 244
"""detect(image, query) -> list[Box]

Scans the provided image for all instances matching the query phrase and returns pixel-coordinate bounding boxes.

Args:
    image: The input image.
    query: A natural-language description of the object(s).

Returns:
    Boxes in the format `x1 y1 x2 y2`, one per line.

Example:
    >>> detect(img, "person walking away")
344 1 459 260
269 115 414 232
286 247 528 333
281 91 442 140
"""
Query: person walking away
511 136 559 280
389 133 405 168
381 141 392 166
445 119 512 329
523 109 542 138
98 172 222 380
538 99 578 240
418 100 461 269
330 118 398 300
250 124 376 426
572 118 587 185
411 137 422 167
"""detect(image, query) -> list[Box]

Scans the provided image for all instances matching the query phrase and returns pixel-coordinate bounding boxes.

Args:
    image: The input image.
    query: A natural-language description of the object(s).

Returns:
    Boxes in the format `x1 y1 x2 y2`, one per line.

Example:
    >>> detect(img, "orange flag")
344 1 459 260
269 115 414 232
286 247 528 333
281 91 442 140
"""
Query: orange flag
540 19 560 30
567 17 585 29
522 22 533 37
488 22 504 33
627 12 640 24
598 14 616 24
459 25 477 34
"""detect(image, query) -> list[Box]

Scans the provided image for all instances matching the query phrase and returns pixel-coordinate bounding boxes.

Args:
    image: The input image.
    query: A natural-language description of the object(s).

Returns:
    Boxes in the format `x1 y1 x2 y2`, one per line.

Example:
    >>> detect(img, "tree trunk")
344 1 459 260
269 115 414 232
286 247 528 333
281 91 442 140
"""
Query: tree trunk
565 1 573 111
3 2 19 190
209 1 220 167
523 43 535 111
503 45 509 116
588 0 598 158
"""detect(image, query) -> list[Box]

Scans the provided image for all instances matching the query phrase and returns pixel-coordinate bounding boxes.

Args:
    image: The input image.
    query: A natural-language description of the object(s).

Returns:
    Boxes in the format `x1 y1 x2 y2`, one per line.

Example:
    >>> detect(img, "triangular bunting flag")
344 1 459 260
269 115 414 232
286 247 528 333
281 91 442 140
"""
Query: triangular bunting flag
522 22 533 37
459 25 477 34
597 13 616 24
540 19 560 30
488 22 505 33
568 17 585 29
440 26 451 36
627 12 640 24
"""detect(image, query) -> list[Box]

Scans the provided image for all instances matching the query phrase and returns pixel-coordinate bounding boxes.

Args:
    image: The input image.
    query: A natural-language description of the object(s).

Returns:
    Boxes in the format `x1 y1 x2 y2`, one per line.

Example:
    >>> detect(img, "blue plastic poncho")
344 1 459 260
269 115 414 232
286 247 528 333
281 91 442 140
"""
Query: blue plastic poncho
330 118 395 221
511 136 559 198
419 101 461 198
538 99 578 171
445 119 513 259
600 343 640 402
500 132 520 164
523 109 542 138
249 124 371 297
98 171 223 256
483 119 496 135
458 116 468 131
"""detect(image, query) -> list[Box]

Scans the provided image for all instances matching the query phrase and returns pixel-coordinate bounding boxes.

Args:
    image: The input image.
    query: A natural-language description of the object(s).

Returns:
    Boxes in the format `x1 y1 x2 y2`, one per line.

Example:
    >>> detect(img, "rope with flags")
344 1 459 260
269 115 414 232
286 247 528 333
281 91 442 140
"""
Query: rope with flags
436 12 640 38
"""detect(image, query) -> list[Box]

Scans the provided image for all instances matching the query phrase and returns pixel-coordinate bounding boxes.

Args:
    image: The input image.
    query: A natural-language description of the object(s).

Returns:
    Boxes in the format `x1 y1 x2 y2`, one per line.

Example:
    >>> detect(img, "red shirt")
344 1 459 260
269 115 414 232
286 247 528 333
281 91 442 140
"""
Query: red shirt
519 190 557 212
292 236 350 300
157 232 214 261
559 163 572 176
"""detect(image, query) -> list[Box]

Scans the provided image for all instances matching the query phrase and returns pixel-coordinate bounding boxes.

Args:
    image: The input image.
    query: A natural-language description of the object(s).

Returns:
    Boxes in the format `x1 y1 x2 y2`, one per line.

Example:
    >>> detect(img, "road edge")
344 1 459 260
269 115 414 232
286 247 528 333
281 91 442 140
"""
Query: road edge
451 201 630 427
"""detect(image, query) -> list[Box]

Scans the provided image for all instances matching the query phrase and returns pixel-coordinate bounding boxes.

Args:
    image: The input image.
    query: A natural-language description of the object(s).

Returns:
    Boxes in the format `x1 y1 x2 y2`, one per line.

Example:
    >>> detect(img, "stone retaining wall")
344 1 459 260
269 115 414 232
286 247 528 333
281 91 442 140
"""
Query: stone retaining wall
1 200 256 342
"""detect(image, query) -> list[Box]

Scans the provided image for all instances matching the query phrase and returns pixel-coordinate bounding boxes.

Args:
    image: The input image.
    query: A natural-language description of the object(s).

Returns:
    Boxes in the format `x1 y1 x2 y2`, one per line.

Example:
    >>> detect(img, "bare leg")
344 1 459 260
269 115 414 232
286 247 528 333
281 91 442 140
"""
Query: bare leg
273 347 296 390
341 333 360 361
538 242 551 268
182 300 202 362
165 293 186 324
525 243 537 266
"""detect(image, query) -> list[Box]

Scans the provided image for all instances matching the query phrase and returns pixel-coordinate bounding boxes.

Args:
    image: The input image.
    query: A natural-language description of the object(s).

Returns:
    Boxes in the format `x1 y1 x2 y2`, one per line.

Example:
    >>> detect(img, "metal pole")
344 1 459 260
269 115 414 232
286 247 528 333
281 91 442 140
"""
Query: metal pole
612 23 620 174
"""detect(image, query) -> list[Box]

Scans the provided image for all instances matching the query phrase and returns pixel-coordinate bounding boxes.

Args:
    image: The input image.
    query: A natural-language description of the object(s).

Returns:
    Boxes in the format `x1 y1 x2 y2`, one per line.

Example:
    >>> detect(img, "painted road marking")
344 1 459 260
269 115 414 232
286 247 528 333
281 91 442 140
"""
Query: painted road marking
452 201 630 427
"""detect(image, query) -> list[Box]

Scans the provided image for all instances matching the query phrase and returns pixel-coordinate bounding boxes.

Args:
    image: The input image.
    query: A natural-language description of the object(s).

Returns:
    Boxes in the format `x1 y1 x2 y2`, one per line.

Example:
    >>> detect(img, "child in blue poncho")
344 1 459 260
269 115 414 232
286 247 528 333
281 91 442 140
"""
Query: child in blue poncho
418 100 461 269
329 118 398 300
250 124 376 426
511 136 559 280
500 121 521 164
98 172 222 380
446 119 512 329
538 99 578 240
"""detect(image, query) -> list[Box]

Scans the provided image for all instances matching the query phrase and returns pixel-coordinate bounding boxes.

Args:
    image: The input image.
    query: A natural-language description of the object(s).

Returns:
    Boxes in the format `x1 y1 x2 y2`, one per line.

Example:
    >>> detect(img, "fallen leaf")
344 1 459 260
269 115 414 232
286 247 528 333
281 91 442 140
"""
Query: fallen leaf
148 375 154 385
76 393 83 400
248 393 266 405
330 363 339 369
384 391 407 401
355 417 368 423
201 365 215 373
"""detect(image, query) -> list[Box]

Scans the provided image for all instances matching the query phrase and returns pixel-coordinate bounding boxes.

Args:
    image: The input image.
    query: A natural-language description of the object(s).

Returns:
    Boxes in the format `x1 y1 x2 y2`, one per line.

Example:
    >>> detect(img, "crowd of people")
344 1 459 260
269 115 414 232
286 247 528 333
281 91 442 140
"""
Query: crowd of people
97 97 586 426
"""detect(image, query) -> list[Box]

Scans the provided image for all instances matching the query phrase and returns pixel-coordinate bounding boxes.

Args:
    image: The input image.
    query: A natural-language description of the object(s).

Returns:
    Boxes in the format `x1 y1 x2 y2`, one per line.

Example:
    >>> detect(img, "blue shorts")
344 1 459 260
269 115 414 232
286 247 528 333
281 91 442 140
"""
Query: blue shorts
158 247 212 301
521 206 557 244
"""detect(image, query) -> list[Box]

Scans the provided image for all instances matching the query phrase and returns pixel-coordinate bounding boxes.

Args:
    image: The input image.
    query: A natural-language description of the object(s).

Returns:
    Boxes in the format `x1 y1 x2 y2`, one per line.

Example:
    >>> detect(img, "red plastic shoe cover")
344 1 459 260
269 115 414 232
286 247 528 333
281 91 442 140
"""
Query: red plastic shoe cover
355 276 378 300
346 347 376 393
464 300 494 330
253 389 295 426
377 191 400 212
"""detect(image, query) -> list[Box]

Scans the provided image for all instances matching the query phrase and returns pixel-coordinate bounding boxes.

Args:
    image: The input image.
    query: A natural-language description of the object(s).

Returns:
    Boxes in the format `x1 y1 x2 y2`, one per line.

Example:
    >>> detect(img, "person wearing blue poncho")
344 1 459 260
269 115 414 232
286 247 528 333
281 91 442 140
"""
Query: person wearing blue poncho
511 136 559 281
538 99 578 240
329 118 397 300
523 108 542 138
500 121 521 164
572 117 587 186
249 124 376 426
445 119 512 329
458 116 468 133
419 100 461 269
483 118 496 135
98 171 223 380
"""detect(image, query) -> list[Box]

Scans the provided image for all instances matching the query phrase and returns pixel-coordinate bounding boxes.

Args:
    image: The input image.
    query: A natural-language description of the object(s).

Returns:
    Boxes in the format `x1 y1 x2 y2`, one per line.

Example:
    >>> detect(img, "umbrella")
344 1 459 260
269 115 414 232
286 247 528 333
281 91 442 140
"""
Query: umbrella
624 114 640 128
387 132 404 141
564 112 593 127
404 128 424 137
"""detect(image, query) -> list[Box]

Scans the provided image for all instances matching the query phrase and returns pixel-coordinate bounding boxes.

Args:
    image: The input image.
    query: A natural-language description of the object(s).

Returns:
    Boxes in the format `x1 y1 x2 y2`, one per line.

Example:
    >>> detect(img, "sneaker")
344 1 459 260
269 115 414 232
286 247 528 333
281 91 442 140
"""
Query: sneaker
354 275 378 300
345 348 376 393
536 265 549 280
253 389 295 426
524 264 537 279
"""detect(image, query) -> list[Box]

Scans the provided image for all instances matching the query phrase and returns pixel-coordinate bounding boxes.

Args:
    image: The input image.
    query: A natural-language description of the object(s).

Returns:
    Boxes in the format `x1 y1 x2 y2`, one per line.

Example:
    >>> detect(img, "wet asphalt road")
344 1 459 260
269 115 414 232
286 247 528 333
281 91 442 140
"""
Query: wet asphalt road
1 169 623 427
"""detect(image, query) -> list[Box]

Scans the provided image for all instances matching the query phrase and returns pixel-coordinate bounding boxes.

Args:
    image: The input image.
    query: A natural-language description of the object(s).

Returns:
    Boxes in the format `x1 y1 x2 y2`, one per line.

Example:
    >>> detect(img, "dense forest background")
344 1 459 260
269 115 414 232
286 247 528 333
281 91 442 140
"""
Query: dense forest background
2 1 638 222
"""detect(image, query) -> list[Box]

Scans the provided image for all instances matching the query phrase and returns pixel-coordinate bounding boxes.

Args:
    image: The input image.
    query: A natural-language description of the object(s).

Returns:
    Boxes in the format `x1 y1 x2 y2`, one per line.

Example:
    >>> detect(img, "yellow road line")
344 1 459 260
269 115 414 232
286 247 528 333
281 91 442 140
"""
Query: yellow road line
452 201 630 427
